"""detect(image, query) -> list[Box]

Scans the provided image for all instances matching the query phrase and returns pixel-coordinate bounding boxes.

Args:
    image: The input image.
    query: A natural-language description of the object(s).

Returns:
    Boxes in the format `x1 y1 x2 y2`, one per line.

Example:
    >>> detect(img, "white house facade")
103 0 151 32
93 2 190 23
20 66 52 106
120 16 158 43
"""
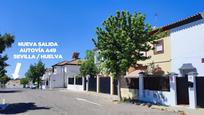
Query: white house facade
42 68 53 89
170 13 204 76
65 64 84 91
43 52 83 90
50 65 65 88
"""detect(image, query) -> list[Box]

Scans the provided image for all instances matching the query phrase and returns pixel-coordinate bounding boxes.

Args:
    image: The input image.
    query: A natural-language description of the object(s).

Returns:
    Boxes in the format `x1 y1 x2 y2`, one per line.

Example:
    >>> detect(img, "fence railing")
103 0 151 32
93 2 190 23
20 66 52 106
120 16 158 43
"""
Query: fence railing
120 75 170 92
144 75 170 91
120 77 139 89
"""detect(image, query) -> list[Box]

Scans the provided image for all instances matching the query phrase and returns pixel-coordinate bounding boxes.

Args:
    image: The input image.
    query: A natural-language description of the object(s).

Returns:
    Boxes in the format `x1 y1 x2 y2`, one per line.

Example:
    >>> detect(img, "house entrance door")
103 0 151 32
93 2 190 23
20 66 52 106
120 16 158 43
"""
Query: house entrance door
196 77 204 108
176 77 189 105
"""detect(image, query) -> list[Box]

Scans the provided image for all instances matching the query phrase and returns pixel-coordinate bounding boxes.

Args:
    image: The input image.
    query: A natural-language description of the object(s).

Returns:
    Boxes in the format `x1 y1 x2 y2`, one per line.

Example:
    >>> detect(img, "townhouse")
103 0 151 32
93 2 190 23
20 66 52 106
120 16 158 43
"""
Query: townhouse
121 12 204 108
42 52 82 90
93 13 204 101
125 12 204 76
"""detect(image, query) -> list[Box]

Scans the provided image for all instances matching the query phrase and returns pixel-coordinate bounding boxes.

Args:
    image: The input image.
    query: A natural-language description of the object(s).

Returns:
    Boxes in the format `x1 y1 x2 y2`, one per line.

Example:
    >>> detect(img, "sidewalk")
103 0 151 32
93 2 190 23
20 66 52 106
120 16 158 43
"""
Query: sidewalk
150 105 204 115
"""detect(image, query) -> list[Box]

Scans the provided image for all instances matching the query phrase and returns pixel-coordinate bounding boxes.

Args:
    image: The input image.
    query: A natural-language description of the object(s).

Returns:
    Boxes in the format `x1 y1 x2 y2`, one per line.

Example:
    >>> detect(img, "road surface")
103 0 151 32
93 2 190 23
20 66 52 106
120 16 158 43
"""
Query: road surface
0 89 177 115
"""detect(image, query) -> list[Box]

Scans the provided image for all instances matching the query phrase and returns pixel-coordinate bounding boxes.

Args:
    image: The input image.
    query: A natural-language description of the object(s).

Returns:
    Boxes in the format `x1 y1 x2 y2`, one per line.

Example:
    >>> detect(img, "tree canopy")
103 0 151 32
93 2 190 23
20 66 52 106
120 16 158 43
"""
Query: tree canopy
25 60 45 88
0 33 15 85
20 77 29 88
0 74 10 87
80 50 98 77
93 11 165 78
93 11 165 99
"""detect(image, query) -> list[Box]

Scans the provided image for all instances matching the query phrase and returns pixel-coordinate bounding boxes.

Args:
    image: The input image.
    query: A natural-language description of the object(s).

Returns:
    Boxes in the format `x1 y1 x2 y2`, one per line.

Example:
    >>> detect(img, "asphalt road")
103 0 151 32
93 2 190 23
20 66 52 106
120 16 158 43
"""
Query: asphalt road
0 88 177 115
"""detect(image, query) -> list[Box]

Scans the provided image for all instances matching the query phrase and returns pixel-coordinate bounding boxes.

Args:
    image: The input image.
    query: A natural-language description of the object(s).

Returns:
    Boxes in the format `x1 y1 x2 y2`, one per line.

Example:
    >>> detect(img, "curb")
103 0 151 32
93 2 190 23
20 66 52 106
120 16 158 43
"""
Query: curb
150 105 186 115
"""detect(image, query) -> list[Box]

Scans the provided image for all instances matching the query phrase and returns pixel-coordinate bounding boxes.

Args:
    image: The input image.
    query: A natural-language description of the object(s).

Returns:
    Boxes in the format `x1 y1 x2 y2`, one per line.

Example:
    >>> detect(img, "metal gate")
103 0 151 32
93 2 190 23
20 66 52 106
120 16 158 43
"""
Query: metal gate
99 77 110 94
176 77 189 105
196 77 204 108
88 77 97 91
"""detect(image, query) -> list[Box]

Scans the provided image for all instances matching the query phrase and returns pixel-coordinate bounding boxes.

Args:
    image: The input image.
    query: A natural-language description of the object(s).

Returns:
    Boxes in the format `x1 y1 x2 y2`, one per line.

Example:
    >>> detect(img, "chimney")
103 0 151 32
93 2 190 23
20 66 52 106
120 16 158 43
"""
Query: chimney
72 52 80 60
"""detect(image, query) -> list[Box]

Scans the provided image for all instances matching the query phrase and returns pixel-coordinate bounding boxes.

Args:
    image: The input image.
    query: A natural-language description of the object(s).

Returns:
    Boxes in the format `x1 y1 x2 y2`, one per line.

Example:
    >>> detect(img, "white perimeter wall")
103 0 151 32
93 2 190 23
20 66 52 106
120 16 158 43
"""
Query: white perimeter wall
50 73 64 88
49 65 81 88
65 65 83 91
67 84 84 91
141 90 171 105
170 19 204 76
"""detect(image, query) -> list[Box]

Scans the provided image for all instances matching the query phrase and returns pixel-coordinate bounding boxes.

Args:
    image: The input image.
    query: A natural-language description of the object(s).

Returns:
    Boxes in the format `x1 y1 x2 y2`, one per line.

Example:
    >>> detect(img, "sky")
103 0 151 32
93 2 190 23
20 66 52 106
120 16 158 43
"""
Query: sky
0 0 203 78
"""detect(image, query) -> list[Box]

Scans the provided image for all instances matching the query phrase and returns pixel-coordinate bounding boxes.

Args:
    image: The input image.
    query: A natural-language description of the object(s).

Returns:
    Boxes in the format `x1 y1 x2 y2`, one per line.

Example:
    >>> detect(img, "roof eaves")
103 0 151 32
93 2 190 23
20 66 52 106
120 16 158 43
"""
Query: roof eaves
152 12 204 33
52 61 69 67
200 12 204 18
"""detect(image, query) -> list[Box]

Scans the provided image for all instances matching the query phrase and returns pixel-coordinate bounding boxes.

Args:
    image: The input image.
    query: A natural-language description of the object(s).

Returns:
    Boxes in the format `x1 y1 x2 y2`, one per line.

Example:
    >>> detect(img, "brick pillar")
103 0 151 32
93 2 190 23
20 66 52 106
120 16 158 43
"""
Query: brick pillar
110 76 114 95
67 76 69 89
169 72 178 106
139 72 144 100
82 77 85 91
86 75 89 91
188 72 198 108
97 75 100 93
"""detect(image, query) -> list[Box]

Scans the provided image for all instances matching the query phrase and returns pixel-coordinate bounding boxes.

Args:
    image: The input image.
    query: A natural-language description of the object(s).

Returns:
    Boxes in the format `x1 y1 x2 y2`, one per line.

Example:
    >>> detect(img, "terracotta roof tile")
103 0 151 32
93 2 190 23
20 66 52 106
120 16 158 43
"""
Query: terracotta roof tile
52 59 81 66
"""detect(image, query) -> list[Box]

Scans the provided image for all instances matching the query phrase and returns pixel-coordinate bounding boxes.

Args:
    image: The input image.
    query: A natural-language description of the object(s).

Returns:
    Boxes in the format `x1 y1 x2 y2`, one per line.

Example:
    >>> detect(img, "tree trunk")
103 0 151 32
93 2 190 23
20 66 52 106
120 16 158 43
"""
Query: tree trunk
37 77 40 88
117 76 122 101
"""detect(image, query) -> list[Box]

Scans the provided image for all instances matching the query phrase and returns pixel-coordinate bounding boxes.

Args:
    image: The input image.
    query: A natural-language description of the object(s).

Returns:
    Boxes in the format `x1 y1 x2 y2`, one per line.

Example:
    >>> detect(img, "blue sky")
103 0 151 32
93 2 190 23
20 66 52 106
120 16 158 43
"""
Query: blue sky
0 0 203 78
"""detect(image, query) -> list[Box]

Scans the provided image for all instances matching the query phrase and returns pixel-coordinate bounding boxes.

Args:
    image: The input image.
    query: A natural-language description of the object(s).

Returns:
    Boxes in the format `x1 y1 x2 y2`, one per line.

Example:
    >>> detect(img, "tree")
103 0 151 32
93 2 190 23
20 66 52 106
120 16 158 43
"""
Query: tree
0 33 15 84
20 77 29 88
80 50 98 77
0 74 10 87
25 60 45 88
93 11 165 100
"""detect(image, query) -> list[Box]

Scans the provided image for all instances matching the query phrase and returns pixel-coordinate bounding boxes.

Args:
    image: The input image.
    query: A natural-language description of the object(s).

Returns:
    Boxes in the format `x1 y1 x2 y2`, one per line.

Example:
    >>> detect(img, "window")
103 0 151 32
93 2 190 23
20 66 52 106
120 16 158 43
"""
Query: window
154 40 164 54
76 77 82 85
202 58 204 63
68 78 74 84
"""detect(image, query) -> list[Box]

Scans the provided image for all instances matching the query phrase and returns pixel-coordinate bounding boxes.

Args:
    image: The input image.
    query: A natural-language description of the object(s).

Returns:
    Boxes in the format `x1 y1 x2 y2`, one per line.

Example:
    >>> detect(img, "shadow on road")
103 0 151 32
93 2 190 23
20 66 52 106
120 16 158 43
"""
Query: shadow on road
0 102 50 114
0 90 22 93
